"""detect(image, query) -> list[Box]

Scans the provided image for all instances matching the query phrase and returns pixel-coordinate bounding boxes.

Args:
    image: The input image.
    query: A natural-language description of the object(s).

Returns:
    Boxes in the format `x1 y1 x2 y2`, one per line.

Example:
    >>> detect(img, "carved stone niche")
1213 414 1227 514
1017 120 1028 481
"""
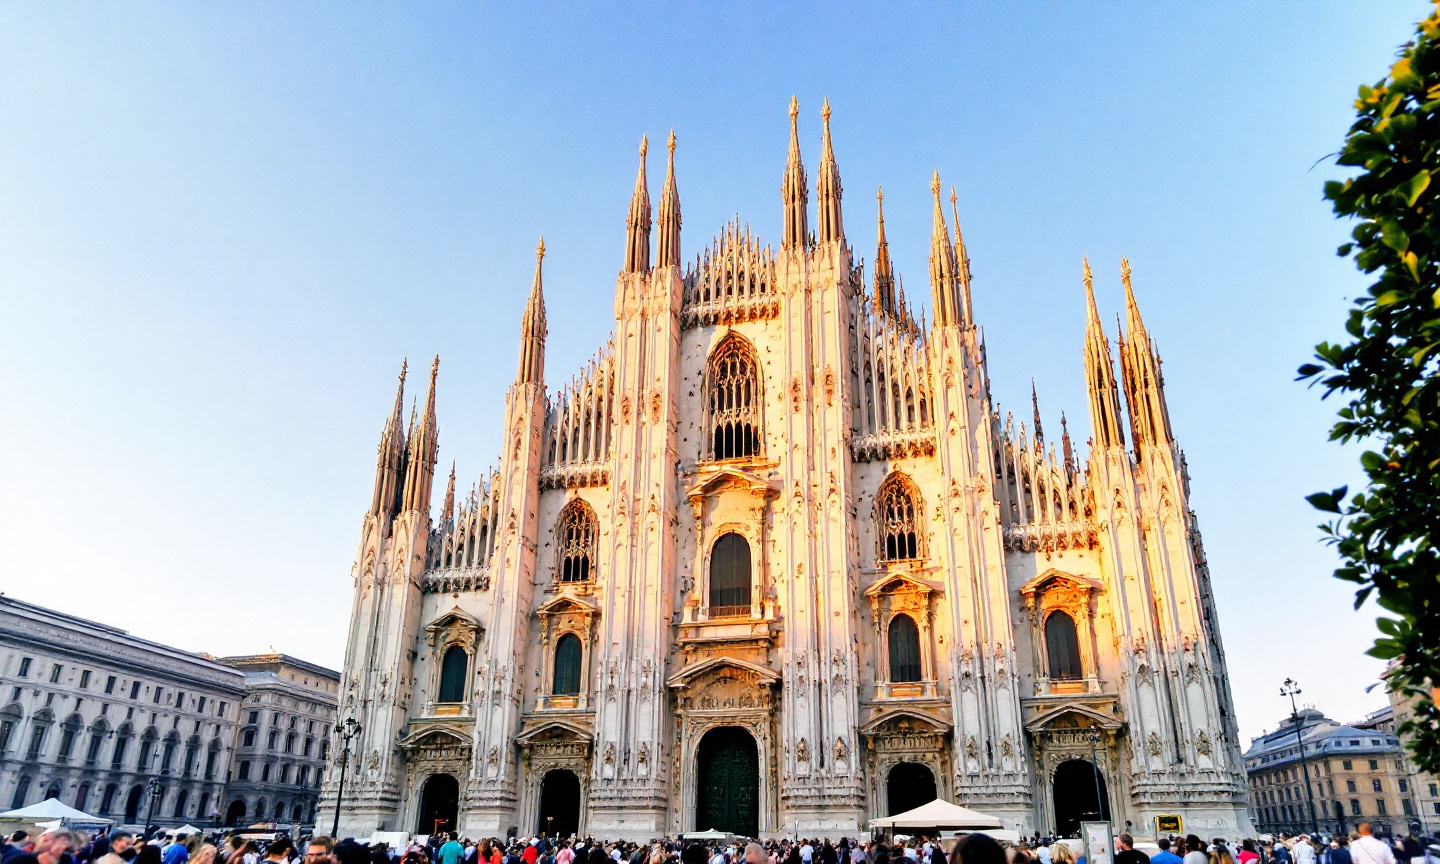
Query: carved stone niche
535 594 600 711
864 573 942 700
1023 705 1125 835
1020 569 1103 696
423 608 485 718
860 709 953 818
397 727 474 815
515 717 594 833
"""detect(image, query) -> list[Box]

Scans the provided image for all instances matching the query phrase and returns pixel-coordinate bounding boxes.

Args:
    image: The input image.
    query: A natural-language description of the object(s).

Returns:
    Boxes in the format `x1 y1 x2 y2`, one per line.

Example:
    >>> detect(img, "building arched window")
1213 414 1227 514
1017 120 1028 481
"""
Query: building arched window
438 646 468 703
708 533 752 617
556 499 598 582
553 634 582 696
707 336 762 460
888 614 922 683
1045 611 1083 680
876 473 922 561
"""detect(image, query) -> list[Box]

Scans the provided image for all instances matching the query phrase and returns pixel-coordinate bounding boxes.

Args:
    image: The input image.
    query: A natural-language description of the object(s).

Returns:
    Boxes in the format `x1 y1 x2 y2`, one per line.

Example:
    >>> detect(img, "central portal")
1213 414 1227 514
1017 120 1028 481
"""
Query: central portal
537 769 581 839
695 726 758 837
417 773 460 836
1052 758 1110 838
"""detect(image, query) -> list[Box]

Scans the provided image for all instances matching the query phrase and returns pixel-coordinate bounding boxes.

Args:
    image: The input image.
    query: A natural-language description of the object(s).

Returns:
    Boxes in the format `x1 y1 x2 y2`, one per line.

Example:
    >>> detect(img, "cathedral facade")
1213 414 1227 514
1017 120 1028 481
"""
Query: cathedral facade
318 100 1254 842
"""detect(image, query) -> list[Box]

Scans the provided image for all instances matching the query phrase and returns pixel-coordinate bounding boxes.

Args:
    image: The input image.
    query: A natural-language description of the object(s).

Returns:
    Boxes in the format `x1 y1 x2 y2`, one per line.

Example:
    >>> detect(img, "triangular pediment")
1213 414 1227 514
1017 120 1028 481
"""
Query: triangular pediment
859 706 953 736
1019 568 1104 599
537 594 599 618
425 606 484 636
1025 703 1124 733
685 464 780 502
864 571 941 598
666 655 780 689
515 716 595 744
397 725 472 752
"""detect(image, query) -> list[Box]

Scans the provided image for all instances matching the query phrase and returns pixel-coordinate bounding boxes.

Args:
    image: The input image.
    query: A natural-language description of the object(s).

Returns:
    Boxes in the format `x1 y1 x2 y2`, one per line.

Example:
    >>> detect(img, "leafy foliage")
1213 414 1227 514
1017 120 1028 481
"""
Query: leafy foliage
1302 5 1440 773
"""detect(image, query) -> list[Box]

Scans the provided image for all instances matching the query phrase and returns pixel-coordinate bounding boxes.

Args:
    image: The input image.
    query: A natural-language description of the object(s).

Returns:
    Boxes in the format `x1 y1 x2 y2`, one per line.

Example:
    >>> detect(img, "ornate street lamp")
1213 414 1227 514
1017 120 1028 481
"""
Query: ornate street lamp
1282 678 1321 837
144 777 164 839
330 717 362 838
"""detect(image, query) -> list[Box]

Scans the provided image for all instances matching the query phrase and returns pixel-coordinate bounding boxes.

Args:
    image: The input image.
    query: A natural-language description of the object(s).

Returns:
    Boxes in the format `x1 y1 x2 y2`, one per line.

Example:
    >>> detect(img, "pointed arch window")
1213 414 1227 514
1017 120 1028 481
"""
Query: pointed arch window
556 499 597 583
888 614 922 683
438 646 468 704
709 533 752 617
1045 611 1082 680
553 634 582 696
707 336 762 460
876 473 922 561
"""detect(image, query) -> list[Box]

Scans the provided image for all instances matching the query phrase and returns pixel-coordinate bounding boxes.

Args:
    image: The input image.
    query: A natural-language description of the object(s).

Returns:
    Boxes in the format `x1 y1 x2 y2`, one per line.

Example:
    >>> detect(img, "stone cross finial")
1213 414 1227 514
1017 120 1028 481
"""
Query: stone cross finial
1083 255 1094 292
667 129 676 158
931 171 941 198
1120 256 1133 291
640 134 648 159
822 97 831 124
537 237 546 261
789 94 799 120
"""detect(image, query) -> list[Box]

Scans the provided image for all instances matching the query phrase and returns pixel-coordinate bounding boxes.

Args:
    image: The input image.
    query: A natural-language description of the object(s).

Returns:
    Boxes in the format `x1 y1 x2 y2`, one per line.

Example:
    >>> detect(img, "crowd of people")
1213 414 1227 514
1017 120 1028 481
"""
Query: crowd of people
0 818 1433 864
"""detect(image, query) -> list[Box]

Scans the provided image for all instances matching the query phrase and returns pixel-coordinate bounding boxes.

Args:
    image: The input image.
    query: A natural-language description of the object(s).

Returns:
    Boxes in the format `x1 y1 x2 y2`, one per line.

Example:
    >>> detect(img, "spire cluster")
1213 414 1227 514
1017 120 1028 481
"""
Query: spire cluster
518 239 548 385
1082 257 1172 460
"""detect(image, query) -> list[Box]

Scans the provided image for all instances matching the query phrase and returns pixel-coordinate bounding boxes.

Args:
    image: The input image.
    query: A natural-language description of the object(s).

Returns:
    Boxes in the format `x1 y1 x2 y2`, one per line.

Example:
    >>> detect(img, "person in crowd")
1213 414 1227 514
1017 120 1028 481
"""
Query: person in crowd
97 836 135 864
1325 837 1351 864
306 838 336 864
1292 837 1317 864
9 833 77 864
191 846 218 864
1183 837 1210 864
1209 845 1236 864
1112 835 1146 864
1352 823 1397 864
437 836 464 864
1150 839 1182 864
952 835 1005 864
161 838 189 864
1049 843 1073 864
134 843 162 864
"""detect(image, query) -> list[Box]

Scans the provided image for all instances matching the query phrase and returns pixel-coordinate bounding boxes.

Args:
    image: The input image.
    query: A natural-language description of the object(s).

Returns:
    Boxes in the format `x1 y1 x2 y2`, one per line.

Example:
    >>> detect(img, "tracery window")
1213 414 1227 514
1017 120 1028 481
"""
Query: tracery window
438 646 468 703
707 336 762 460
1045 611 1082 680
557 499 597 583
553 633 582 696
709 532 752 617
888 614 922 683
876 473 922 561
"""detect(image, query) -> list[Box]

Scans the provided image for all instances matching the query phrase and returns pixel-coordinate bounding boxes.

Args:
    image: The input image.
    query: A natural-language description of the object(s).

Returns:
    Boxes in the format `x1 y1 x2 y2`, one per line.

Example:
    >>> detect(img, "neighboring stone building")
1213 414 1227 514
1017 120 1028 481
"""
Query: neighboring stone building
214 654 339 829
1244 708 1413 837
1380 686 1440 833
319 101 1253 840
0 595 244 829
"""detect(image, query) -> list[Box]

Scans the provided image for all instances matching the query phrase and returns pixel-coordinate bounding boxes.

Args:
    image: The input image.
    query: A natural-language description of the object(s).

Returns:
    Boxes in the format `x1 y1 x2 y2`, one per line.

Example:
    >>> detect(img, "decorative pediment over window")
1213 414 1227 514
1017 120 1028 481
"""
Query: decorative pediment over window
858 706 952 737
863 573 941 601
515 717 594 746
425 607 484 651
684 464 779 520
1024 704 1123 735
397 727 472 757
537 594 600 625
1020 569 1103 616
669 656 779 714
667 655 780 690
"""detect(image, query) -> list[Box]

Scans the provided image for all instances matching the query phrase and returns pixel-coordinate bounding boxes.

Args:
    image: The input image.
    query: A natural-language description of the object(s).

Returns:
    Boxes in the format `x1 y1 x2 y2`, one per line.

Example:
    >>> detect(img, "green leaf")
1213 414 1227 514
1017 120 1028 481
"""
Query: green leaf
1404 170 1432 206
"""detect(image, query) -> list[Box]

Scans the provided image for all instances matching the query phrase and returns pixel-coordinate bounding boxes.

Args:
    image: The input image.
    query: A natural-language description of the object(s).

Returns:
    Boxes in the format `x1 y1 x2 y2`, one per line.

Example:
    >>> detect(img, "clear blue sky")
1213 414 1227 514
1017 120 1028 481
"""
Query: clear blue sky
0 3 1423 744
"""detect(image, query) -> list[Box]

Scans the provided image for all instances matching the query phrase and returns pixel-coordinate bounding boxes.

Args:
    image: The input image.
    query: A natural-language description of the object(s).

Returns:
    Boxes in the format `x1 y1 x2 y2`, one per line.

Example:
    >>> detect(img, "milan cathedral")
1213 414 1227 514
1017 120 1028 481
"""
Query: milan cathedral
318 99 1254 842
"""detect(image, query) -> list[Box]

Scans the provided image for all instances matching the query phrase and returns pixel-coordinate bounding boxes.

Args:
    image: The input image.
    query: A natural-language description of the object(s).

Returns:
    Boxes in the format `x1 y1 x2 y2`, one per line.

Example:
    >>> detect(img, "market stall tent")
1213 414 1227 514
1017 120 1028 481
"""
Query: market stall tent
867 799 1004 831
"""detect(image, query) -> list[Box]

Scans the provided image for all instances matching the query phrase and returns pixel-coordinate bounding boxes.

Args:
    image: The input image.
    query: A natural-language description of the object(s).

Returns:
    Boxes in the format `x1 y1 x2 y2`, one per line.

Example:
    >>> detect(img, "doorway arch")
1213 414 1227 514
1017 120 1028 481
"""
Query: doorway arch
695 727 758 837
537 769 580 838
1052 758 1110 837
417 773 460 836
225 799 246 827
887 762 937 815
124 785 144 823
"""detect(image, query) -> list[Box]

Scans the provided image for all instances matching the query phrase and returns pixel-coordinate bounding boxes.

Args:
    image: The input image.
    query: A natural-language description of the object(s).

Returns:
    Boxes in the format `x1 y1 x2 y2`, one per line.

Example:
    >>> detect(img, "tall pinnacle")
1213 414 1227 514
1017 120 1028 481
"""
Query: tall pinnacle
1082 256 1125 450
370 358 410 518
656 130 682 268
401 356 440 514
782 96 809 250
816 97 843 244
1116 256 1173 452
928 172 961 328
440 460 456 523
873 186 896 315
517 239 548 385
623 136 652 273
951 186 973 325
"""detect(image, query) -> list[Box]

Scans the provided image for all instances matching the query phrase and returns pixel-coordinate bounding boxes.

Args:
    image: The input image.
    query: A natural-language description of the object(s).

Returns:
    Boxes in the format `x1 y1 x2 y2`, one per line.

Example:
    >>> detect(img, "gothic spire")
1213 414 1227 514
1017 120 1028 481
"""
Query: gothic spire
440 460 456 523
401 356 440 514
656 130 682 268
370 359 409 519
1031 381 1045 445
928 172 962 328
782 96 809 250
517 239 548 386
816 98 843 245
623 136 652 273
873 186 896 316
1082 256 1125 450
951 186 973 326
1117 257 1173 455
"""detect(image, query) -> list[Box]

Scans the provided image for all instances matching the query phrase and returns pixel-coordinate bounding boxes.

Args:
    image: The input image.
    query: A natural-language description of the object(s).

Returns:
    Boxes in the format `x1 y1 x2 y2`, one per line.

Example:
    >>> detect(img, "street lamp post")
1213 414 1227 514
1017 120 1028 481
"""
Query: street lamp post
1282 678 1321 837
330 717 362 839
1088 729 1109 824
144 777 163 840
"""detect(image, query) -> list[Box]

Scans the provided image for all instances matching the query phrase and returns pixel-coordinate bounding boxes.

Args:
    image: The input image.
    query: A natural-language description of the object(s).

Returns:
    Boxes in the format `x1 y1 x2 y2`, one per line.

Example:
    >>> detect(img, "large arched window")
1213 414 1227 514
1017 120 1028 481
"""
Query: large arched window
1045 611 1083 680
707 336 762 460
553 634 582 696
556 499 598 582
888 614 922 683
709 533 752 616
876 473 922 561
437 646 468 704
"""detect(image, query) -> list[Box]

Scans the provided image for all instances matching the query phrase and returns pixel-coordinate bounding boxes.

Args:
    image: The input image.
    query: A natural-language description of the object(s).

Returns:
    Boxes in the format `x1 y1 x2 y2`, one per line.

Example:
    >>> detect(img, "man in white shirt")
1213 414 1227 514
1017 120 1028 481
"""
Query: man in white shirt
1038 846 1053 864
1294 836 1319 864
800 844 814 864
1350 823 1397 864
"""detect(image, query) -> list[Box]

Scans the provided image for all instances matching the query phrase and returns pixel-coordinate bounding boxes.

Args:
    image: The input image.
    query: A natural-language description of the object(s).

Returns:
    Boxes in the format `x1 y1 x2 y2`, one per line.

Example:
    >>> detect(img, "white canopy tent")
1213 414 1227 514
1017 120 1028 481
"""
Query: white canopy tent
170 825 205 837
680 830 736 842
0 798 114 830
867 799 1004 831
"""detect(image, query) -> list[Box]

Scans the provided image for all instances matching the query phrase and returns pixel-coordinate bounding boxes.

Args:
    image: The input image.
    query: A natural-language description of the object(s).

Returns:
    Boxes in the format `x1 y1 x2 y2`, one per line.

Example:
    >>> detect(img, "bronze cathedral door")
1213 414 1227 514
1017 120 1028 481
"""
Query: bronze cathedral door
695 727 759 837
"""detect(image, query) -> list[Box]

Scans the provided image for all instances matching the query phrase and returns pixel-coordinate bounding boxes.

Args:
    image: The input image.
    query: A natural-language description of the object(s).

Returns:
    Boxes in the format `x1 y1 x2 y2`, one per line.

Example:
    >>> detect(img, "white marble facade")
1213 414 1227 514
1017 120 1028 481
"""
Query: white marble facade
318 102 1255 842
